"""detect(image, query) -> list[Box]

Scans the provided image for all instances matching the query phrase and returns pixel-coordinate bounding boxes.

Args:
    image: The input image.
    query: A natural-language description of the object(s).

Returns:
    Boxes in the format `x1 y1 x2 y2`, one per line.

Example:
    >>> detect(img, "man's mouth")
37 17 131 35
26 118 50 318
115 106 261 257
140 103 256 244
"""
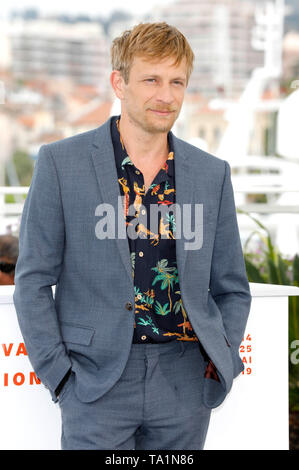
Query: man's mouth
149 109 174 116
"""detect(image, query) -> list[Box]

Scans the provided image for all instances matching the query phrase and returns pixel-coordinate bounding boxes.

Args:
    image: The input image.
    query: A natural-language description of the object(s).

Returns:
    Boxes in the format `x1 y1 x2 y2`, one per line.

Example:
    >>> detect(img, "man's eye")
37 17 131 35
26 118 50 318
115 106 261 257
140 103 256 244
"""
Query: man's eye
145 78 156 83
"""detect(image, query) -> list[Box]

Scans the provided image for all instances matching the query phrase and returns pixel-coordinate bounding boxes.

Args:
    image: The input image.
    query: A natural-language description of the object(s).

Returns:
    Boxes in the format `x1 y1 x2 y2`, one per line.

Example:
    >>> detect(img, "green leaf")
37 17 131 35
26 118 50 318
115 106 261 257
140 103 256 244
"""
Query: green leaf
267 257 279 284
244 258 266 283
278 254 290 285
293 255 299 286
152 274 165 286
137 318 150 326
154 301 170 316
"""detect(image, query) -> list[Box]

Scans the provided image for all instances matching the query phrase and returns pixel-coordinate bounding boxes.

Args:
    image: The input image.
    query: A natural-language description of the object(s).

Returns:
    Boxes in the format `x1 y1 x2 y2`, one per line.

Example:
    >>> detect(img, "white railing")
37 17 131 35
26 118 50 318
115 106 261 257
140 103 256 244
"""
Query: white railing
0 187 28 217
233 185 299 214
0 186 298 216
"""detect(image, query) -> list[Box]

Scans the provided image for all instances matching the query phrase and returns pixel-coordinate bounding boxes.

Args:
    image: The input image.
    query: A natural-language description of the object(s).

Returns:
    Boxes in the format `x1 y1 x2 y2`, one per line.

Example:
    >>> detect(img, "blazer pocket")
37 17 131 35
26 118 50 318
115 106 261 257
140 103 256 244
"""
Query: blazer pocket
60 322 95 346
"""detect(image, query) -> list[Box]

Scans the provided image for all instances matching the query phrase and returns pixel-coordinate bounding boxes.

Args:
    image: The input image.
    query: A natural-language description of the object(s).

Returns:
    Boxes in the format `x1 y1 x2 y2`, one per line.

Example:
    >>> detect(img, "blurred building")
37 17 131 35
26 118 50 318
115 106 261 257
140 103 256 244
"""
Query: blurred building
282 31 299 80
0 21 11 69
149 0 264 98
8 19 110 89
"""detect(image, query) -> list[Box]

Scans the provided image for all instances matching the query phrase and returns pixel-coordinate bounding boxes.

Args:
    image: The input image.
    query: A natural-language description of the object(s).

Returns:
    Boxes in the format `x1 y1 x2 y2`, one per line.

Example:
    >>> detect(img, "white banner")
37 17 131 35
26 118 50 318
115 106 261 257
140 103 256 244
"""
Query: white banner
0 283 297 450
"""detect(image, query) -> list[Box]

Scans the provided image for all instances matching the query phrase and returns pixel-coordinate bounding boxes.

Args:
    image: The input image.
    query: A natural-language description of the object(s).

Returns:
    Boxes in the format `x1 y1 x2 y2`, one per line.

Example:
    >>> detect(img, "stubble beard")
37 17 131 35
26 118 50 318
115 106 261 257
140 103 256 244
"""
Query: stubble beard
127 107 179 135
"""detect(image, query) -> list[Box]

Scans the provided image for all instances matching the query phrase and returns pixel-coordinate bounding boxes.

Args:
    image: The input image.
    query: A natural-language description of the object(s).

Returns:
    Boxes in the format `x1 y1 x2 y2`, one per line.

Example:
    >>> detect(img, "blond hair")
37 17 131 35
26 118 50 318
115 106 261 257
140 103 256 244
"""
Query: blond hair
111 22 194 85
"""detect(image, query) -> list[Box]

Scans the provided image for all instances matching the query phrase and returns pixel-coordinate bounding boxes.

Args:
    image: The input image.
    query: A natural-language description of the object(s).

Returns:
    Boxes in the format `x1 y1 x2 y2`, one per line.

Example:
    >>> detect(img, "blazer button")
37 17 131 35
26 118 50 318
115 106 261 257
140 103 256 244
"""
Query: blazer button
125 302 133 311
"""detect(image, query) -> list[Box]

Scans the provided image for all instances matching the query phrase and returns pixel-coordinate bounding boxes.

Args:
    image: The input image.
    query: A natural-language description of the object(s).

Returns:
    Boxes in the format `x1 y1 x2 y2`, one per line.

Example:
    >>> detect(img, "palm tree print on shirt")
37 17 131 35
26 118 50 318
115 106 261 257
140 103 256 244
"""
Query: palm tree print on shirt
151 259 178 312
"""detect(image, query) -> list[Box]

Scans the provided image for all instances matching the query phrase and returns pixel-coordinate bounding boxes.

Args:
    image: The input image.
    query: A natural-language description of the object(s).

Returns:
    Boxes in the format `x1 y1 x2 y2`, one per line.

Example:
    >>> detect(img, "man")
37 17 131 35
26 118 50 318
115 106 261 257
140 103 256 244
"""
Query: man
0 234 18 285
13 22 252 450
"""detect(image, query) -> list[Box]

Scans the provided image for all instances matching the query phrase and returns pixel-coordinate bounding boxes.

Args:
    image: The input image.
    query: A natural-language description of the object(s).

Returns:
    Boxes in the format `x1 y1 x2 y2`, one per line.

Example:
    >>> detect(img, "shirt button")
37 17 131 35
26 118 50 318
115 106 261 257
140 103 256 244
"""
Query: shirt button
139 251 144 257
141 209 146 215
125 302 133 311
141 335 147 341
137 293 142 300
135 170 140 175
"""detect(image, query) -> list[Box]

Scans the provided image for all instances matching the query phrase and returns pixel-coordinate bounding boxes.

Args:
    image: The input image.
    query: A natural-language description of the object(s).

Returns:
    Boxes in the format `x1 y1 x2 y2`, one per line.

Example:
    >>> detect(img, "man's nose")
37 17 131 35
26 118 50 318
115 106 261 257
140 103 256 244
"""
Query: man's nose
155 84 174 104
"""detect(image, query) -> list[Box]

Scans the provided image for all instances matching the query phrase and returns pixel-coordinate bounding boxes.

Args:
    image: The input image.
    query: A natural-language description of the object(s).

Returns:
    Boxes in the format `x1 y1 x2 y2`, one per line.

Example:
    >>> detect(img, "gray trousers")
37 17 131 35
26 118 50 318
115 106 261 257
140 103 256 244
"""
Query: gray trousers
58 340 212 450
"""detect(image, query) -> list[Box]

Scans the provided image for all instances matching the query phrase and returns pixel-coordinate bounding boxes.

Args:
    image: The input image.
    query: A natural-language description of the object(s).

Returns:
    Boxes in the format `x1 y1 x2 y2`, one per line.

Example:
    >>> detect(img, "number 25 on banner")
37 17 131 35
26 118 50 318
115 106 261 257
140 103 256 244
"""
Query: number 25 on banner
240 333 252 375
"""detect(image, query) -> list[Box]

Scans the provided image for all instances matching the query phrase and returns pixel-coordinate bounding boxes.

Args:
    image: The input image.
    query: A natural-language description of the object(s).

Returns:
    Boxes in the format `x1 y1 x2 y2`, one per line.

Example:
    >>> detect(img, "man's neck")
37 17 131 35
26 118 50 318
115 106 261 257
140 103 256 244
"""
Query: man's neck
118 115 169 169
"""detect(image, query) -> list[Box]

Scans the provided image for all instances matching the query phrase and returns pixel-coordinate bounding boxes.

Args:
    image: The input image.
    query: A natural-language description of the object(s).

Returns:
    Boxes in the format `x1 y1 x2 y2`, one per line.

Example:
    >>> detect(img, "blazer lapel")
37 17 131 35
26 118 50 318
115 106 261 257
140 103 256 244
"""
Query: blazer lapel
170 133 195 284
90 119 133 285
90 119 195 287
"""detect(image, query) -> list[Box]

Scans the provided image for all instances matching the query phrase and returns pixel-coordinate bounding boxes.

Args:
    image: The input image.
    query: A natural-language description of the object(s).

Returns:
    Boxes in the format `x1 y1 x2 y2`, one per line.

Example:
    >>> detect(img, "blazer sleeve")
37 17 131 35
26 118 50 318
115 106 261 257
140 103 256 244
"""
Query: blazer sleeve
13 144 72 394
209 160 252 376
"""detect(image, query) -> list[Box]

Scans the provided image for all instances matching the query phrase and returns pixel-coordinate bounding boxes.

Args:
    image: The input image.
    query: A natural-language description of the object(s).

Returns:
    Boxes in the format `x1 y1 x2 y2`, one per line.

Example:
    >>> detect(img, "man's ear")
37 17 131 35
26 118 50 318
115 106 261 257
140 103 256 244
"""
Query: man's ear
110 71 125 100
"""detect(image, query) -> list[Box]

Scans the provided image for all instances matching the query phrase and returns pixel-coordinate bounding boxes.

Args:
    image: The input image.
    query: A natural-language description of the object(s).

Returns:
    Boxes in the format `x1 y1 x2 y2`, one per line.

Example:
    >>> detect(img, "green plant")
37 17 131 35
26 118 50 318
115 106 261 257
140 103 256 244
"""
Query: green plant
239 208 299 411
5 150 34 187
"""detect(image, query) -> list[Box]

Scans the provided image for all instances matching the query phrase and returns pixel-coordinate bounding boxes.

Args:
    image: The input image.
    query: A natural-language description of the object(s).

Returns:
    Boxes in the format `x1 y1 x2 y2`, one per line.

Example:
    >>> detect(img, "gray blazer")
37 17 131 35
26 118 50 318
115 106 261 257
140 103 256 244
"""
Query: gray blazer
13 116 252 408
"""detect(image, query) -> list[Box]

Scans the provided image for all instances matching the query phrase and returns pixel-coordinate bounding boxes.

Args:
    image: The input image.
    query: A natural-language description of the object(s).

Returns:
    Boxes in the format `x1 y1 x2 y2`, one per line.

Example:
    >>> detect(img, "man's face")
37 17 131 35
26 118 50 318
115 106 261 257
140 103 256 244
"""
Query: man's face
118 55 188 134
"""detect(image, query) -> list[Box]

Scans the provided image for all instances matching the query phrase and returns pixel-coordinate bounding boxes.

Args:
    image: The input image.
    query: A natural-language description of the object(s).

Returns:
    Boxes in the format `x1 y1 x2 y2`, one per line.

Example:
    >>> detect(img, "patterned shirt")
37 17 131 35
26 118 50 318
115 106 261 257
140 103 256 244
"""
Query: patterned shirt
111 115 198 344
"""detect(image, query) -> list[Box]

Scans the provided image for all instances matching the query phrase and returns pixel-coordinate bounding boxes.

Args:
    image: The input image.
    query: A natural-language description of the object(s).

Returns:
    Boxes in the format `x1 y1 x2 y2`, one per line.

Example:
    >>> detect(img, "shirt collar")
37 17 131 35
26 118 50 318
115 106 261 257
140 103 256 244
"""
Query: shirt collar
110 115 174 178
